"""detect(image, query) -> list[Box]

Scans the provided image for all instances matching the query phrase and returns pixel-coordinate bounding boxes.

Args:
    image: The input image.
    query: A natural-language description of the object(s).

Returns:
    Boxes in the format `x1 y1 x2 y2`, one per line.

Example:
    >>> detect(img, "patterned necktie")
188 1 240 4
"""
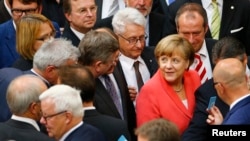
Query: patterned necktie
108 0 119 16
195 54 208 84
133 61 144 91
211 0 220 39
103 75 123 119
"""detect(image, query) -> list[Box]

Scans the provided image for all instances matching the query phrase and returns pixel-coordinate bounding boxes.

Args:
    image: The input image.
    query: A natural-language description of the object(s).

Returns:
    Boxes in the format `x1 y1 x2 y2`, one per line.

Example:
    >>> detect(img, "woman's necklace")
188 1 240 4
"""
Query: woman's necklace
174 85 183 93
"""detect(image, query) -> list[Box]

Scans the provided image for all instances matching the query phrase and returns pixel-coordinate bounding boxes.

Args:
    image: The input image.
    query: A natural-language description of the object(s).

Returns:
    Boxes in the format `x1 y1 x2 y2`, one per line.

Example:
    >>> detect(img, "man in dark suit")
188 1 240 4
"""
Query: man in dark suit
0 0 11 24
0 75 54 141
78 29 138 140
94 0 173 46
168 0 250 55
39 84 107 141
0 38 80 122
112 7 158 100
182 36 250 141
176 3 217 84
62 0 97 46
0 0 60 69
58 65 131 141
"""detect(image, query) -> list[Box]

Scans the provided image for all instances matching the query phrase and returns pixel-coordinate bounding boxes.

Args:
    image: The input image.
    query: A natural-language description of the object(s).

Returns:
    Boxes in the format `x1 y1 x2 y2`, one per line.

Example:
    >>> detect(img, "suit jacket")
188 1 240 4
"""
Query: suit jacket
64 122 107 141
168 0 250 55
84 109 131 141
94 62 137 141
0 119 54 141
182 58 250 141
0 20 61 69
42 0 66 27
204 38 217 70
0 68 23 122
12 56 33 71
94 12 172 46
222 96 250 124
140 46 158 77
136 69 201 134
95 0 103 22
0 0 11 24
0 68 51 122
152 0 169 17
181 78 228 141
62 22 80 47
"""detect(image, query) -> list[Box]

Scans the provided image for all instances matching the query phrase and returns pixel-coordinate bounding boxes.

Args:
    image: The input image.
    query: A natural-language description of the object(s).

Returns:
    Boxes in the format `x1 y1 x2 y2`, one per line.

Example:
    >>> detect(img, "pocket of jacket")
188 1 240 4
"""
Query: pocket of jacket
230 27 244 33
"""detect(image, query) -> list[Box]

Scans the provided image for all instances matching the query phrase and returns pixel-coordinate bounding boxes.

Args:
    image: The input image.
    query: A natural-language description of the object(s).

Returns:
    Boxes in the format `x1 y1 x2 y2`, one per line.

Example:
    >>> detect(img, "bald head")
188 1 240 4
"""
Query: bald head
213 58 246 89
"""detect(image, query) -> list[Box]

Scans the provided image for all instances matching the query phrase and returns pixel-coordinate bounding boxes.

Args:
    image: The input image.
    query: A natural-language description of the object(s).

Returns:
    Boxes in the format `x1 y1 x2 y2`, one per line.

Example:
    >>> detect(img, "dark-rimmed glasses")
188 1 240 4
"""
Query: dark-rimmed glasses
118 34 148 45
11 8 38 16
41 110 67 121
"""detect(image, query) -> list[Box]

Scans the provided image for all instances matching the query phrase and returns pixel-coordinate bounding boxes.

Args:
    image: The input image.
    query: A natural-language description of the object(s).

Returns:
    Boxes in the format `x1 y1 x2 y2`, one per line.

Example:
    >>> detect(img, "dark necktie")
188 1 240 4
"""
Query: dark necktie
103 75 123 119
133 61 144 91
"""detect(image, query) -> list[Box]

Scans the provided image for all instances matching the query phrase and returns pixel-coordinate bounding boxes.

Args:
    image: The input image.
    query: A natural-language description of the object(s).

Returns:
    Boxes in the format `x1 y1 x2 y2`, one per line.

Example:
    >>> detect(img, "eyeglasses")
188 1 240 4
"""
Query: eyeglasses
41 110 67 121
36 31 56 42
118 34 148 45
75 6 97 16
11 8 38 16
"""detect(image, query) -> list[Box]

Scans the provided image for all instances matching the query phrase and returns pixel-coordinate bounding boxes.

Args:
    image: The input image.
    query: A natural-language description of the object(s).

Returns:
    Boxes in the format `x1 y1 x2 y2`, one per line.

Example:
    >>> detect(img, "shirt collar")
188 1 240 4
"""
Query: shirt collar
70 27 86 40
119 54 145 69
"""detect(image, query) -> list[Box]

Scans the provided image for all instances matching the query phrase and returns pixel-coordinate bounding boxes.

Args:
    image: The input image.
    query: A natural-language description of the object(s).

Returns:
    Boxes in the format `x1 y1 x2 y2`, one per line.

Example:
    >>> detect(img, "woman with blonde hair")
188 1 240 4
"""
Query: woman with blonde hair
12 13 56 70
136 34 201 134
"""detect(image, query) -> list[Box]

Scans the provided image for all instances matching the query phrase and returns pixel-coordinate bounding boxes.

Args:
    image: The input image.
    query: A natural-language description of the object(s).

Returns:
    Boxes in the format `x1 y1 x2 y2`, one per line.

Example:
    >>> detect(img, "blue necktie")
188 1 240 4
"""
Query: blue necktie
168 0 175 5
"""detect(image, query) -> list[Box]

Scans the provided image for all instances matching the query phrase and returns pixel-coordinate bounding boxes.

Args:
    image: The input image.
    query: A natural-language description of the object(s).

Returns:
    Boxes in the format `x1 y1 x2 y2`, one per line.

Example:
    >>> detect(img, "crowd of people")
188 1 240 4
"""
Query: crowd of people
1 0 250 141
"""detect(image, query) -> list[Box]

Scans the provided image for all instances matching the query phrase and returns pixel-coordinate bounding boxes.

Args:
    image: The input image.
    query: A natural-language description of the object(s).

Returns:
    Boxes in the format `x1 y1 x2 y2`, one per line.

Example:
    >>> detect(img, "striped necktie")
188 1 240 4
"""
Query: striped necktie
211 0 220 39
195 54 208 84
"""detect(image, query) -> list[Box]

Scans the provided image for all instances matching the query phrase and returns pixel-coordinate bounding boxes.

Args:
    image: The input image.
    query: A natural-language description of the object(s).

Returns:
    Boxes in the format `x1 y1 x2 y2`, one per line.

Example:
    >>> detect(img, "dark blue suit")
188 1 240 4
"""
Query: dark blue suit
0 19 61 68
0 68 23 122
0 68 50 122
223 96 250 124
84 109 131 141
64 122 107 141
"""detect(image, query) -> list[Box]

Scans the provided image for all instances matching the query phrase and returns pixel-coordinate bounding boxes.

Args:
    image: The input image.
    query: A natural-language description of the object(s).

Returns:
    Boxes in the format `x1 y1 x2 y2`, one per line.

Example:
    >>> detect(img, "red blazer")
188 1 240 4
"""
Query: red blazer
136 69 201 134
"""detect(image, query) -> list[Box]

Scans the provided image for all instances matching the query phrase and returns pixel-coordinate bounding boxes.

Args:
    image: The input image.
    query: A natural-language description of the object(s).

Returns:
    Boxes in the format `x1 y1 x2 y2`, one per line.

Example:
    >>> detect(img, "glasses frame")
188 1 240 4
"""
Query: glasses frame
118 34 148 45
42 110 67 121
11 8 38 16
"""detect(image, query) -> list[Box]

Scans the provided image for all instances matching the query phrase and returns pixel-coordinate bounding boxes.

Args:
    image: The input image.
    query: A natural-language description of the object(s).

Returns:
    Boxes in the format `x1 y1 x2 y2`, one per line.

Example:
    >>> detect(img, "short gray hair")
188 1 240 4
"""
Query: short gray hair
33 38 80 70
39 84 84 117
112 7 146 34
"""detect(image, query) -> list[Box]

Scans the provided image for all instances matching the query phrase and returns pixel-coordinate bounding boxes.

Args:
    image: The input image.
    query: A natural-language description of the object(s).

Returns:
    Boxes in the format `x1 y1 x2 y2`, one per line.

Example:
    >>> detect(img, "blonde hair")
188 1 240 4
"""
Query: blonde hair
16 13 55 60
154 34 195 67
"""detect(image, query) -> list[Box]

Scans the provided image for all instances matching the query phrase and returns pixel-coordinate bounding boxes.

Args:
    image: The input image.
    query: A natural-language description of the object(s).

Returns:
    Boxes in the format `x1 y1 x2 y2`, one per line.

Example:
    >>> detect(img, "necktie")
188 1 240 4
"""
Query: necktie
211 0 220 39
168 0 175 5
195 54 208 84
108 0 119 17
103 75 123 119
133 61 144 91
